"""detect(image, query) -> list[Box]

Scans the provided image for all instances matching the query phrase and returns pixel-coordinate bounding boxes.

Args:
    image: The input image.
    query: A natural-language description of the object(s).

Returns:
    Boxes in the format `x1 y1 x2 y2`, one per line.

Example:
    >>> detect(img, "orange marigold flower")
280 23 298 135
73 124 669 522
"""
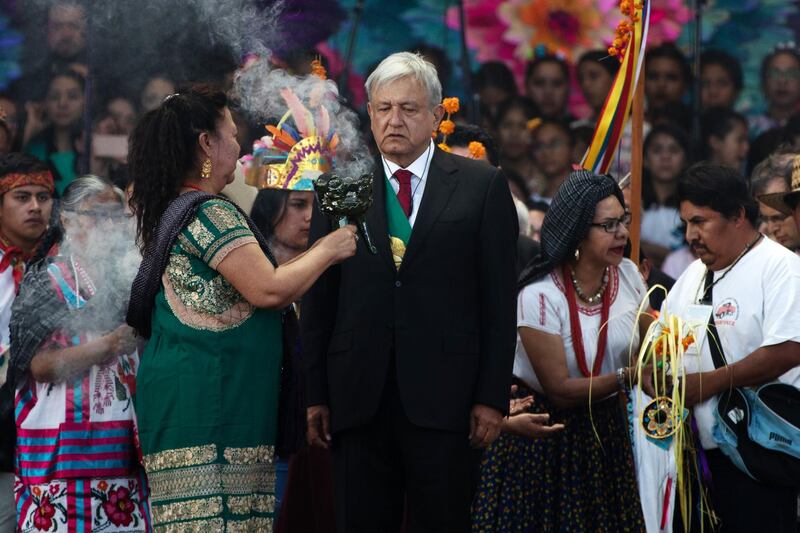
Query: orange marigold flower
438 142 452 152
526 117 542 131
310 59 327 80
438 119 455 136
682 333 695 350
468 141 486 160
33 486 41 497
98 481 108 492
442 97 460 115
654 339 664 356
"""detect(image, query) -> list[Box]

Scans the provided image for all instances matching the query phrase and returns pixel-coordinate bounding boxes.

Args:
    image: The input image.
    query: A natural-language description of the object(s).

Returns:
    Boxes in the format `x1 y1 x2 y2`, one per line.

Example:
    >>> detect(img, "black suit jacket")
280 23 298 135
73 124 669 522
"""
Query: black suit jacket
300 149 518 433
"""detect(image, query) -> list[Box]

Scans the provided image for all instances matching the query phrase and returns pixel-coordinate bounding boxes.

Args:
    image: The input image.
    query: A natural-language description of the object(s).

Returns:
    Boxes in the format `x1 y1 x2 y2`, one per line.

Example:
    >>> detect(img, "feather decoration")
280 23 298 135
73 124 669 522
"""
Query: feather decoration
266 125 297 149
276 110 293 130
281 123 303 143
316 105 331 139
280 87 312 137
305 109 317 137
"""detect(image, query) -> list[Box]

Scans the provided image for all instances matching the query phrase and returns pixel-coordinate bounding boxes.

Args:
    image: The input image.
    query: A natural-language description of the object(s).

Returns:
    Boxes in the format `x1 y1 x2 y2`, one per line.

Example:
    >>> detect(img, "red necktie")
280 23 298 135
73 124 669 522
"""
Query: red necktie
394 169 413 217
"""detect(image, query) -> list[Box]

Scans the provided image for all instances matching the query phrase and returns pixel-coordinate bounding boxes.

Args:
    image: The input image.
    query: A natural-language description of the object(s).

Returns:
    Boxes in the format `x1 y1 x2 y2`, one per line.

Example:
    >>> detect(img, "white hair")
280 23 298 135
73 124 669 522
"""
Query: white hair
61 175 124 213
513 197 530 237
365 52 442 108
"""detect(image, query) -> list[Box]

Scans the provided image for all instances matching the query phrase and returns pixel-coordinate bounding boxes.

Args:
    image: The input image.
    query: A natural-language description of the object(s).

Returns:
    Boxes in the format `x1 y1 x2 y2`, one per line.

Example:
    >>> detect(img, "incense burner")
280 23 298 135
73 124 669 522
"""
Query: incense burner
314 172 377 254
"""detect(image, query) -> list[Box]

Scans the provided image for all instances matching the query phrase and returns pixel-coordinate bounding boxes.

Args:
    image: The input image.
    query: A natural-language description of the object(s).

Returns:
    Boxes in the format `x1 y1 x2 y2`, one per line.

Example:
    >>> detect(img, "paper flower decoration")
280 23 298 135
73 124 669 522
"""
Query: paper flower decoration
598 0 691 46
498 0 602 61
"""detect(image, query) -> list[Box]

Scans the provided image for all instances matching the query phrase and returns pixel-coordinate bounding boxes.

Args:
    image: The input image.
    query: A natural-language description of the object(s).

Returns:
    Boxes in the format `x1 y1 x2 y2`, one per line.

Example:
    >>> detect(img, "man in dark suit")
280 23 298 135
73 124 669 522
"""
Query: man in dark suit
301 52 518 532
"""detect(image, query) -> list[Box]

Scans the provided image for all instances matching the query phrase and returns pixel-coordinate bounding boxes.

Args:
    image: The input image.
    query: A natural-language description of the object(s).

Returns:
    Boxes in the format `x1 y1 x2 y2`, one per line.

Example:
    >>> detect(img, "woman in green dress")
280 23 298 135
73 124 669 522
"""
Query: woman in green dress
126 85 357 532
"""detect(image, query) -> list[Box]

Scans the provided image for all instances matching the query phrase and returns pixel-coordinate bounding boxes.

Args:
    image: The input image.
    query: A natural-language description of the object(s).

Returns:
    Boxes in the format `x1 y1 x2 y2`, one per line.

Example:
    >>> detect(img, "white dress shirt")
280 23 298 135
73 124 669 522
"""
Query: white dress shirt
381 140 434 227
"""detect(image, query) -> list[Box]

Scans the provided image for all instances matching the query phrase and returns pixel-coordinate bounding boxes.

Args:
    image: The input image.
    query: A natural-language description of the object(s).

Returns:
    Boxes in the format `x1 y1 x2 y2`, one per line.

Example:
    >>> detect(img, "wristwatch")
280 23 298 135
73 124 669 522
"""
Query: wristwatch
616 367 629 392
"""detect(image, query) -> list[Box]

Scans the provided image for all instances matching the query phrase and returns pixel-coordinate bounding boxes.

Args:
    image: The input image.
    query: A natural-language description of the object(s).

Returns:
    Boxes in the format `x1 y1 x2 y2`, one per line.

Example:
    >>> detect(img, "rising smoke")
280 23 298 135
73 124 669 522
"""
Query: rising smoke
19 0 283 93
20 0 373 175
57 201 141 334
234 58 374 179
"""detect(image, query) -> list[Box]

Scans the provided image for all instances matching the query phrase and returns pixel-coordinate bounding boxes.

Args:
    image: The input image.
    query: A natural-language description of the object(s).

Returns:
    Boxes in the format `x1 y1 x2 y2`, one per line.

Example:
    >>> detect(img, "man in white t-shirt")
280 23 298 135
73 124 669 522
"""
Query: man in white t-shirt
662 163 800 532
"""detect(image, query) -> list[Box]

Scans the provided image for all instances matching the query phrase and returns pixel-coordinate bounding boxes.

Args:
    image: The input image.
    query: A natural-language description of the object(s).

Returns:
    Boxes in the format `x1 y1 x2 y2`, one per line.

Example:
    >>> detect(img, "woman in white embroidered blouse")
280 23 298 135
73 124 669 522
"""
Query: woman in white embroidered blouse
473 170 652 532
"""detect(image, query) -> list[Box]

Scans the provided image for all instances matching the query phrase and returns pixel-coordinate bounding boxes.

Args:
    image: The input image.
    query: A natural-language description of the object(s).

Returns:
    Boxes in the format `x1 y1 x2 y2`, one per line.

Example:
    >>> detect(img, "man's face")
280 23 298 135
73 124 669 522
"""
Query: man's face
577 61 613 113
47 4 87 60
526 62 569 119
759 179 799 250
0 185 53 247
645 57 686 110
367 77 443 167
680 200 741 271
763 52 800 110
701 63 738 110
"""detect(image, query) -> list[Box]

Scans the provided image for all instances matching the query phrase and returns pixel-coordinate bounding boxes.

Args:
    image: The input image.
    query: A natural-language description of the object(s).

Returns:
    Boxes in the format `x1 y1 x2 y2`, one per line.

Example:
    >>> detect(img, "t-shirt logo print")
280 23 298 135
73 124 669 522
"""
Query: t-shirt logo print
714 298 739 325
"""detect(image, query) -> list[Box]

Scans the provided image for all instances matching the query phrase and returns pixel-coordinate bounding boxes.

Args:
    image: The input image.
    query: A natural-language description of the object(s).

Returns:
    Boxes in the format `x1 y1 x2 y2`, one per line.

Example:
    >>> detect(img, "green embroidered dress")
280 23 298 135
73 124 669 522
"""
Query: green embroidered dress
134 199 282 532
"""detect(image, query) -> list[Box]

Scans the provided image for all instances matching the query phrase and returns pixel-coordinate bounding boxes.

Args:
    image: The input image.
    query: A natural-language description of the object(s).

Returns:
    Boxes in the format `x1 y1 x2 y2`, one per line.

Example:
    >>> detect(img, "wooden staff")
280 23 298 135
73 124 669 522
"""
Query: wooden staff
629 67 645 265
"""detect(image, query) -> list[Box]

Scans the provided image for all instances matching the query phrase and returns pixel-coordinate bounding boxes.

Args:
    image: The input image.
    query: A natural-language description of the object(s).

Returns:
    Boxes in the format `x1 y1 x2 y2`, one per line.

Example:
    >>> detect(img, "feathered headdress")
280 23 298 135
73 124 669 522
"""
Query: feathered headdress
241 61 339 191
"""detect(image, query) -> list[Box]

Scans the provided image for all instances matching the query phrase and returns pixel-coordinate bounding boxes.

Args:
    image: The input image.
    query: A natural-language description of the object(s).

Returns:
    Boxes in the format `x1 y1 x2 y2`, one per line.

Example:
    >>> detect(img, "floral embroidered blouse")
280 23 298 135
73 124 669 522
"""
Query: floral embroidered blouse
14 258 151 533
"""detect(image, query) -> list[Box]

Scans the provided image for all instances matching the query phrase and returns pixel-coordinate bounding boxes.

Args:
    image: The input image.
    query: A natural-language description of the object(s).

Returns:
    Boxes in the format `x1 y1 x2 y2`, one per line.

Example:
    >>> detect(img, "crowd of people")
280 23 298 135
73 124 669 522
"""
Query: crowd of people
0 1 799 532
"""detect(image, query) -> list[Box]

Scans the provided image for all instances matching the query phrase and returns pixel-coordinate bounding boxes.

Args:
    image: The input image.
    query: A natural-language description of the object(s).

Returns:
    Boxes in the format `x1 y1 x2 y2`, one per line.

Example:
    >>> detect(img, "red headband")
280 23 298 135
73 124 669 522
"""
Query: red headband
0 171 56 196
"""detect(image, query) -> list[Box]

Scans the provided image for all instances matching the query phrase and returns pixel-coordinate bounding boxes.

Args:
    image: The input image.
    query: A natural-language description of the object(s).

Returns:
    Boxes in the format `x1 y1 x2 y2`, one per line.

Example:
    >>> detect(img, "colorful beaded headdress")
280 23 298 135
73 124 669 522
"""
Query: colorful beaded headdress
241 61 338 191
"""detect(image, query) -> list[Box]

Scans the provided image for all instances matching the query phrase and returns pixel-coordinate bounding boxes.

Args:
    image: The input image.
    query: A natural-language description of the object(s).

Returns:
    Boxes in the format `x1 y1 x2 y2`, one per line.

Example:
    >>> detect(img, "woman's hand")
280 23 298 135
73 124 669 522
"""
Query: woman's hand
319 225 358 264
105 325 137 359
509 384 533 416
503 413 565 439
640 363 673 398
22 101 47 146
31 325 138 383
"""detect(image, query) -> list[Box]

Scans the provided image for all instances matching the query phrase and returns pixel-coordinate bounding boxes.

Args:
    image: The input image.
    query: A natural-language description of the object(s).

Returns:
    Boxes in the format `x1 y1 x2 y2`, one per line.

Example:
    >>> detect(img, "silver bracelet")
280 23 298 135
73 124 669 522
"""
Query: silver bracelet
616 367 628 392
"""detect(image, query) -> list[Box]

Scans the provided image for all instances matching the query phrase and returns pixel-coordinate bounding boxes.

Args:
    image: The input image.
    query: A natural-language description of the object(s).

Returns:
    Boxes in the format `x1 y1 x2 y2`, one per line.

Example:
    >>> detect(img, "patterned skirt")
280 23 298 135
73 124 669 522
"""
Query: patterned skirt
472 389 645 532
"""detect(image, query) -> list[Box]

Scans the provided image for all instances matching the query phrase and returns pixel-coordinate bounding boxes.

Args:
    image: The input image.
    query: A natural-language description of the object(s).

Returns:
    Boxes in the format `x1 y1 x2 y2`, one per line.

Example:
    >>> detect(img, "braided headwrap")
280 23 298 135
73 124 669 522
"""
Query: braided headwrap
518 170 624 290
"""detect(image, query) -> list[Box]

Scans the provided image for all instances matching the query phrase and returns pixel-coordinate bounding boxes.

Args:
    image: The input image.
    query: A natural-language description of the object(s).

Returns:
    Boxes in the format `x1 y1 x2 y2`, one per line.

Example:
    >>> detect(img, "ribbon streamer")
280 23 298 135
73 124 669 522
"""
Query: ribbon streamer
581 0 651 174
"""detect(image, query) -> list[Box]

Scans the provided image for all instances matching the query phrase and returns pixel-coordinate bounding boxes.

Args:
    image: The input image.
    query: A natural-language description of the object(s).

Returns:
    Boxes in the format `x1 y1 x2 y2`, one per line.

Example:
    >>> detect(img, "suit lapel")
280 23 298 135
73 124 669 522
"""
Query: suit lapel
366 157 396 272
400 149 458 271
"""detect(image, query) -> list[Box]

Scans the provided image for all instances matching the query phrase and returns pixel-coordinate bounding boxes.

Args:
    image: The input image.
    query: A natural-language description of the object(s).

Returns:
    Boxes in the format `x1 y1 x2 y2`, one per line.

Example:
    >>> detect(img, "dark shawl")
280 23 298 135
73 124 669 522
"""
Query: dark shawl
0 257 70 469
0 251 123 469
517 170 625 290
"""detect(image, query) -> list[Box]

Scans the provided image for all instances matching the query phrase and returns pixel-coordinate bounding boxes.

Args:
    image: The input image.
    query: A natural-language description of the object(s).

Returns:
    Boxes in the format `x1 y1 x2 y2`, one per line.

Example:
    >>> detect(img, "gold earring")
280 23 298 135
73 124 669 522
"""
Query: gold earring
201 159 212 180
574 248 580 261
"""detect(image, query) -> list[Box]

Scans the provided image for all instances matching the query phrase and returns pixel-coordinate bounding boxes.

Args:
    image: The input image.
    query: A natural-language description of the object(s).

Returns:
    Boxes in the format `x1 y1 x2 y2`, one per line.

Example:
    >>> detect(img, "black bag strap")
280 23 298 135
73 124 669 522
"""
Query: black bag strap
703 269 728 370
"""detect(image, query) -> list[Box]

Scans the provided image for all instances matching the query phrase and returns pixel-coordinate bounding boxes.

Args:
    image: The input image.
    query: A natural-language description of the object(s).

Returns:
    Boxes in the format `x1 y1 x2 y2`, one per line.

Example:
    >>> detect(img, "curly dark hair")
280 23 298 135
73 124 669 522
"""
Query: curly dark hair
127 84 227 251
0 152 50 177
